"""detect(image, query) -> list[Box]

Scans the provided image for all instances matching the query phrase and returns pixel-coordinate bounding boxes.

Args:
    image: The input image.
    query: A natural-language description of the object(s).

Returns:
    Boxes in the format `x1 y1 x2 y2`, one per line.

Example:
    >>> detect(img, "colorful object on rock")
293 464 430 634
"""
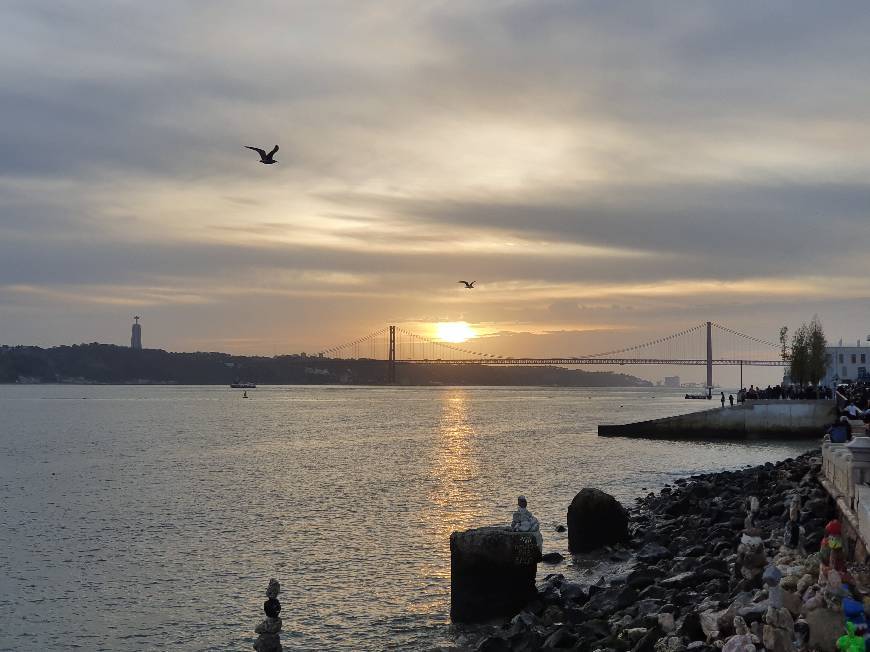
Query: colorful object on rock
837 621 865 652
820 519 852 589
843 598 868 638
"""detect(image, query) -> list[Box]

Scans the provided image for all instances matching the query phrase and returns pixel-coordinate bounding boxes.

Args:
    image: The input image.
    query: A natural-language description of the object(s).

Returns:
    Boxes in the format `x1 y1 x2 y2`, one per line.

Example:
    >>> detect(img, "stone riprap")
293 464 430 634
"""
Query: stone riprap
449 451 852 652
450 526 543 623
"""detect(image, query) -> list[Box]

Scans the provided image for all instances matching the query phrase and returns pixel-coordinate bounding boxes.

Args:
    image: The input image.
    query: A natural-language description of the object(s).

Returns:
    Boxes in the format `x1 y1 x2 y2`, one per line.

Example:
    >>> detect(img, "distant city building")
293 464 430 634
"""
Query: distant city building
131 316 142 350
663 375 680 388
823 339 870 385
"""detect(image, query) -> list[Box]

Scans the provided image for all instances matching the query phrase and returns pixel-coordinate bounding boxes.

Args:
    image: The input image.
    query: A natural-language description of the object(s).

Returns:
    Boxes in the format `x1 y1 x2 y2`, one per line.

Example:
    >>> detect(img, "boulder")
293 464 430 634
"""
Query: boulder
806 608 845 652
638 543 673 563
567 488 630 553
450 526 541 622
541 552 565 564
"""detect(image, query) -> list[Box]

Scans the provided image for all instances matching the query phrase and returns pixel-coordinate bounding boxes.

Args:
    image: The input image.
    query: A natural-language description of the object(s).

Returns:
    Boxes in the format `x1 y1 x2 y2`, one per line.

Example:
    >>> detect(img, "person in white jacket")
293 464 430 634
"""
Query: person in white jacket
511 495 543 550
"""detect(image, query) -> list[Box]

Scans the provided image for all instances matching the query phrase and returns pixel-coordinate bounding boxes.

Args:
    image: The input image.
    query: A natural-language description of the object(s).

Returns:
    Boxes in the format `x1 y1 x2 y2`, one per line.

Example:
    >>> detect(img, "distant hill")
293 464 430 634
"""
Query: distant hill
0 343 652 387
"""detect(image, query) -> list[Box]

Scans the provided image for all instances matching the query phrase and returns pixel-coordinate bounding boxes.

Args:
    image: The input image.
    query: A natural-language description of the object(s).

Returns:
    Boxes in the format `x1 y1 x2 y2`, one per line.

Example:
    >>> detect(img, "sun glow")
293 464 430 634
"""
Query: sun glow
434 322 477 343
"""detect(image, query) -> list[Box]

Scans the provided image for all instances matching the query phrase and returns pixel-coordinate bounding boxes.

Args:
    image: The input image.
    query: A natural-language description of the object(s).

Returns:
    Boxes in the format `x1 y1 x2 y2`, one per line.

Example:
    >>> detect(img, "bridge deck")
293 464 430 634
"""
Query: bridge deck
393 358 787 366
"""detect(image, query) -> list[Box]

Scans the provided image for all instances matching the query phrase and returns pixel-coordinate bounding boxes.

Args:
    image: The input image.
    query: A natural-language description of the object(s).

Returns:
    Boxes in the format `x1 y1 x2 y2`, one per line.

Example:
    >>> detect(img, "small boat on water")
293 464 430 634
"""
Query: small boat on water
231 382 257 389
684 393 710 400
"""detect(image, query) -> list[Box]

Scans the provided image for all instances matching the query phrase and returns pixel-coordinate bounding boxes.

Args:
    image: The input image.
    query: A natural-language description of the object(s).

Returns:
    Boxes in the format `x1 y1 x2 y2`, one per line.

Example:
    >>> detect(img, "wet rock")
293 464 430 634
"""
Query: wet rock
584 585 639 616
638 543 673 563
555 524 566 533
475 635 510 652
559 581 586 603
576 618 611 640
655 635 686 652
541 552 565 564
677 611 705 642
639 584 674 601
627 570 660 590
620 627 649 644
632 626 664 652
658 612 676 633
660 571 698 589
568 488 630 553
542 626 577 648
506 629 543 652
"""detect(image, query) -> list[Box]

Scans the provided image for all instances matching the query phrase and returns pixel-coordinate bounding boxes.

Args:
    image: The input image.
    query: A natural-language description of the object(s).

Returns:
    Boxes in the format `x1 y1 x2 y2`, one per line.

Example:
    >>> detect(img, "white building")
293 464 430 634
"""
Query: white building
823 339 870 386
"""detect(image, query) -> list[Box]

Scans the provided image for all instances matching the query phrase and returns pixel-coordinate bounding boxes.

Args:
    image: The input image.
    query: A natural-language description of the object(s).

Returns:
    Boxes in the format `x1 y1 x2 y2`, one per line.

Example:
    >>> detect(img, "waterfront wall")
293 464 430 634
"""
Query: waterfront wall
820 427 870 562
598 399 835 439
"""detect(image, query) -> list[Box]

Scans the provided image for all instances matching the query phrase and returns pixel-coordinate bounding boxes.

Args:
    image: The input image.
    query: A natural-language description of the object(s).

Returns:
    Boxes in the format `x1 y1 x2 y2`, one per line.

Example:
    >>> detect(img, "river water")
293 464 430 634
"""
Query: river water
0 385 814 651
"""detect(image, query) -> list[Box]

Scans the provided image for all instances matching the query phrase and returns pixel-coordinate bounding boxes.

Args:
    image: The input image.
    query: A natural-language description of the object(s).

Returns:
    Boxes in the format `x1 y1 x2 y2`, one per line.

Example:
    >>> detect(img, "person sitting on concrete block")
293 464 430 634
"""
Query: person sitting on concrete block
511 495 543 550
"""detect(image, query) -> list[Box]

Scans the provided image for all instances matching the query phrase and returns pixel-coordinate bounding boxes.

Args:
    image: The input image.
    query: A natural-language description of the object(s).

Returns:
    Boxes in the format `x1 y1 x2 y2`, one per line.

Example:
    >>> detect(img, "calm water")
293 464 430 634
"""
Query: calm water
0 385 813 651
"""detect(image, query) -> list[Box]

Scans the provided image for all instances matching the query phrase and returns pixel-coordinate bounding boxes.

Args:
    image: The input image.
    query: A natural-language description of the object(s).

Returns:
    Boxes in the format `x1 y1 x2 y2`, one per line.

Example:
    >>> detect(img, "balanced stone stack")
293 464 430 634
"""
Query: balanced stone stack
253 578 283 652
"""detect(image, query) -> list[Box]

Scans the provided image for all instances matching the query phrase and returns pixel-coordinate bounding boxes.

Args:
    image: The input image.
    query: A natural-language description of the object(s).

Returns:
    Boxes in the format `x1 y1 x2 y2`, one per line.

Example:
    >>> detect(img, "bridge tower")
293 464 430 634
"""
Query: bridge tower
706 321 713 397
388 325 396 384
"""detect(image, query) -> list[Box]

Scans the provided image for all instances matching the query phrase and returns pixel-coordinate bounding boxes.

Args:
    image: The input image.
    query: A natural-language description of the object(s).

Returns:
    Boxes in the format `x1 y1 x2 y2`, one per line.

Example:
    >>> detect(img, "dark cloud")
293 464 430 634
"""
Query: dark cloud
2 1 870 354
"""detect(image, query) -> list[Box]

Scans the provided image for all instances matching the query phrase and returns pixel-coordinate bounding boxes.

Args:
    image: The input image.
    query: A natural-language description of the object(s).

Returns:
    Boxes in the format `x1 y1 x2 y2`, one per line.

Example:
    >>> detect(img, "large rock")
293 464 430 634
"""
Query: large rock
450 526 541 622
806 608 846 652
567 488 629 553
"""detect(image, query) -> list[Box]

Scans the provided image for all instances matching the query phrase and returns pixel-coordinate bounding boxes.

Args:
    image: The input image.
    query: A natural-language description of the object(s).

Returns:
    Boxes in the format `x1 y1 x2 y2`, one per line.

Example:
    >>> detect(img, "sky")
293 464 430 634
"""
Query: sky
2 1 870 385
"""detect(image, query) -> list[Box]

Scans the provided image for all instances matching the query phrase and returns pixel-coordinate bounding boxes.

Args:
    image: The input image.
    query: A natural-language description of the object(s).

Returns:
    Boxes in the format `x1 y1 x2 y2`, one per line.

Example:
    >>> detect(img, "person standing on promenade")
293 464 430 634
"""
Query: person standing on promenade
729 394 735 407
721 392 725 407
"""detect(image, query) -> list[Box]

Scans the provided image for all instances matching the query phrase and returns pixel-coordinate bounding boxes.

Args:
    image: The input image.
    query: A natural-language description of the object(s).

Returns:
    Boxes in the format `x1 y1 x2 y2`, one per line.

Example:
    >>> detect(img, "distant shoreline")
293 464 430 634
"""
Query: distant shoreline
0 343 653 387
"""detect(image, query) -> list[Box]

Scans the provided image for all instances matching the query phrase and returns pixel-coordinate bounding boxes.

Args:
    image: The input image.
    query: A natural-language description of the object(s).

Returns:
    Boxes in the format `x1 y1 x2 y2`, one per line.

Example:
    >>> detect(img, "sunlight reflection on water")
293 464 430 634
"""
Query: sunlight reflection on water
0 385 814 651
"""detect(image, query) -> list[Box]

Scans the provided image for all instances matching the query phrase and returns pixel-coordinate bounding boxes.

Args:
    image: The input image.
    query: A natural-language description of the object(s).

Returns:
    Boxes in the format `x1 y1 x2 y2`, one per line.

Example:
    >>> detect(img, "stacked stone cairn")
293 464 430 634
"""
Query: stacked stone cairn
253 578 282 652
456 451 870 652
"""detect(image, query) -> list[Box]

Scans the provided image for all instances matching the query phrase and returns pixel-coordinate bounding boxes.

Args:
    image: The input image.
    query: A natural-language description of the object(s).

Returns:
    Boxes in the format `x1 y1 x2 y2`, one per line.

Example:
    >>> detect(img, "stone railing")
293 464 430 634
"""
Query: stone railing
821 423 870 511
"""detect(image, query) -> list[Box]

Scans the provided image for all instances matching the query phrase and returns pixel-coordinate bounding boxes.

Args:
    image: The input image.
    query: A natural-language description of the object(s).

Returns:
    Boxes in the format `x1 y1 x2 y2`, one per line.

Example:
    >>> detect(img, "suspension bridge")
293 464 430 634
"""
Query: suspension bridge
318 321 788 387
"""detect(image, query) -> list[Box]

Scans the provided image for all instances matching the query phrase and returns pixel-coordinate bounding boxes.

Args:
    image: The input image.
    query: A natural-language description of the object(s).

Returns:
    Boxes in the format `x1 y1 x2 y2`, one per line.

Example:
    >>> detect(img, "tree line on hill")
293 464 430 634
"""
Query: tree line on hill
0 343 653 387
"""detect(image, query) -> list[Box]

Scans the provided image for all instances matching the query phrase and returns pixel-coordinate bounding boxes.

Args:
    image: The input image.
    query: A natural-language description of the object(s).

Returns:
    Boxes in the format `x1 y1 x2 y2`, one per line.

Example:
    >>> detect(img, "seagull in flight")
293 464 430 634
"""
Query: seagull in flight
244 145 279 164
458 280 476 289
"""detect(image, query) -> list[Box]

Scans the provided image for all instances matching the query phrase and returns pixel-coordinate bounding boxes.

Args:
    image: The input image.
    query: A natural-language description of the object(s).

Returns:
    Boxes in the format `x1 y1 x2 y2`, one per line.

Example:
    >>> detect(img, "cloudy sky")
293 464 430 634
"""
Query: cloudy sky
2 1 870 383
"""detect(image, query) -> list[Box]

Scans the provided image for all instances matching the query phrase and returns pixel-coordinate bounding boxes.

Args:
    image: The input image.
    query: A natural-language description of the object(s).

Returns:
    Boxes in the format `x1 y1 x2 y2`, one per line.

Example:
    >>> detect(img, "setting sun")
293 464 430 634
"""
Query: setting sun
434 322 477 343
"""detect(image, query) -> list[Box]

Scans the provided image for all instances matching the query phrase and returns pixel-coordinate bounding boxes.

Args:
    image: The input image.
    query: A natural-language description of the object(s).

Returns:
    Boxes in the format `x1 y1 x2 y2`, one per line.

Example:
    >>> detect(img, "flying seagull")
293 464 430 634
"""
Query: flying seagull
244 145 279 164
458 280 476 289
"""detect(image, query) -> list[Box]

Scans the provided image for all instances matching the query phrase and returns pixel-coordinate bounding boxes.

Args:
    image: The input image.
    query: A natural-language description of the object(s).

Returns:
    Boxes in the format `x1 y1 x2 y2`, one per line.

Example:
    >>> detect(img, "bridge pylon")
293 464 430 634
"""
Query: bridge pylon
388 325 396 384
706 321 713 397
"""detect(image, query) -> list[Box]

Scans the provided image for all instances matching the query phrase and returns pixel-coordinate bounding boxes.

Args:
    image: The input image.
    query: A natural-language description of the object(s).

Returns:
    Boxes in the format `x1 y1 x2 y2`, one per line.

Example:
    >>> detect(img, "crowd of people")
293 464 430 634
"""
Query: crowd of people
736 384 834 402
824 380 870 442
837 379 870 412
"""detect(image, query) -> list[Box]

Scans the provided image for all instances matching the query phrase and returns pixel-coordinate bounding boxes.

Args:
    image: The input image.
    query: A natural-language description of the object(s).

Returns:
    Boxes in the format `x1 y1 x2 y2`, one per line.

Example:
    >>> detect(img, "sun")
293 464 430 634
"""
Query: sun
435 322 477 343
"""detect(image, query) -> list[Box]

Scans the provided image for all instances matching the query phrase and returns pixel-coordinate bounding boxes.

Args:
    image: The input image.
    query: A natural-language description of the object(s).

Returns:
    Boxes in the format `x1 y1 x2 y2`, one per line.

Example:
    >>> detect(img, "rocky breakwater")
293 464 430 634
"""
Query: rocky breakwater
451 451 858 652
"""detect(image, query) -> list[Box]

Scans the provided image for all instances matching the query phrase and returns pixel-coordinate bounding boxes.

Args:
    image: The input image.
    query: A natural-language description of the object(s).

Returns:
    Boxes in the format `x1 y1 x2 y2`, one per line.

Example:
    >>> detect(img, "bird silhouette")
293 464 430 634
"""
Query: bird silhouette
244 145 279 164
458 280 476 289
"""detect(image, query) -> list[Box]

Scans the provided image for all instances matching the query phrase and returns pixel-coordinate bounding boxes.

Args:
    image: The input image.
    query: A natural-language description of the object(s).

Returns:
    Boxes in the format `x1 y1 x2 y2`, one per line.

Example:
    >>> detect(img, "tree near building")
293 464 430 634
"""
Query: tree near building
779 326 789 361
788 317 827 386
807 316 827 385
790 324 809 386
